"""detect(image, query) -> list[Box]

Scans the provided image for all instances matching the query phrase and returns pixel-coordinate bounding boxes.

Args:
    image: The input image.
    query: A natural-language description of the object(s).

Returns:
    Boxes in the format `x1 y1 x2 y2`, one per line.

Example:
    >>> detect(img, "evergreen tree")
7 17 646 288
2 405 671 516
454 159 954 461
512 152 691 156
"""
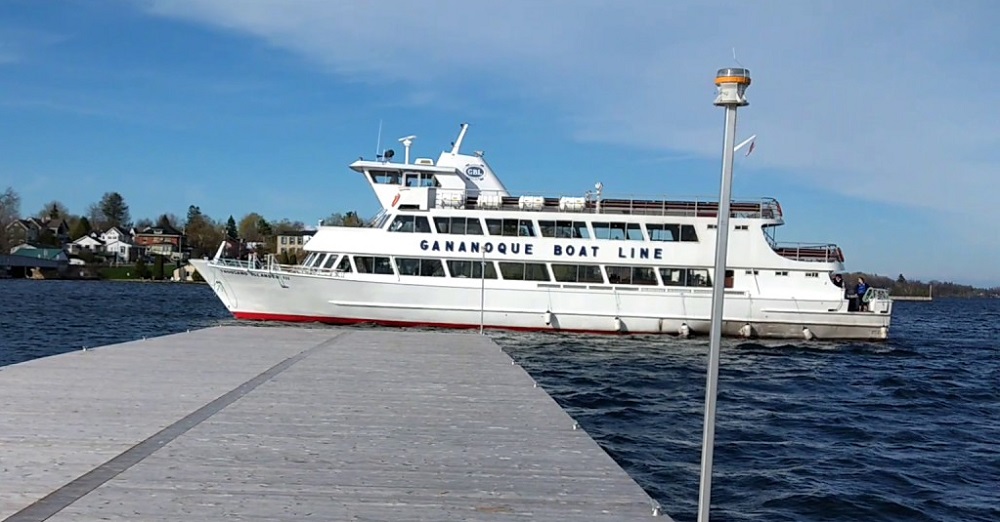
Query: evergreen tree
89 192 131 229
157 214 174 229
69 217 92 240
226 215 239 239
153 255 165 280
134 258 149 279
256 217 272 237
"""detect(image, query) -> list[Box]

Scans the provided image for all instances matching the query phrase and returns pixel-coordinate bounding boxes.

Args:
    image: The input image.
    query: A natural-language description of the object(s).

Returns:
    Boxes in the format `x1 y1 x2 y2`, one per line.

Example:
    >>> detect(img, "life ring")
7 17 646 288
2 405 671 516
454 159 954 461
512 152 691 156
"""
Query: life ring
391 193 400 207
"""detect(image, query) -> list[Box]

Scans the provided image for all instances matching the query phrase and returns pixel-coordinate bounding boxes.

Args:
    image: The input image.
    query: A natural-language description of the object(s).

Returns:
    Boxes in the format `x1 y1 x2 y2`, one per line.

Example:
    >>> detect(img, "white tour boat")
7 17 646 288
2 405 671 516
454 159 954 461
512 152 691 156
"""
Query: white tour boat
191 123 892 340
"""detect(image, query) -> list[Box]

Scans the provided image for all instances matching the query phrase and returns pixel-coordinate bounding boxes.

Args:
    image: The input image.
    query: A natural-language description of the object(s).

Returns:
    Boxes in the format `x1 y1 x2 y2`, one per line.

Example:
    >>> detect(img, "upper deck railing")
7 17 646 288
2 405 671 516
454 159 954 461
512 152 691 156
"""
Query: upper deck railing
439 191 783 220
770 242 844 263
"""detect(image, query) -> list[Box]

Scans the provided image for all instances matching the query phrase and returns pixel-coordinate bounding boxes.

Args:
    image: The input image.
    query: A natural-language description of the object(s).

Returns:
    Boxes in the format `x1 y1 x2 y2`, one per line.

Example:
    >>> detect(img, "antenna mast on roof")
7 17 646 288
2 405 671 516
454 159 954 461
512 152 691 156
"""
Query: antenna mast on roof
450 123 469 155
375 119 383 159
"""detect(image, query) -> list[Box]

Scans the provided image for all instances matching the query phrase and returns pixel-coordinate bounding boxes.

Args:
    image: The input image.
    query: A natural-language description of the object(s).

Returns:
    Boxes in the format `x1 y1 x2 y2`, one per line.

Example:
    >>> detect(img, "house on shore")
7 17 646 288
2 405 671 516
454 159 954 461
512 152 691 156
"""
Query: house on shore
4 217 69 248
276 230 315 259
101 226 141 264
134 223 185 260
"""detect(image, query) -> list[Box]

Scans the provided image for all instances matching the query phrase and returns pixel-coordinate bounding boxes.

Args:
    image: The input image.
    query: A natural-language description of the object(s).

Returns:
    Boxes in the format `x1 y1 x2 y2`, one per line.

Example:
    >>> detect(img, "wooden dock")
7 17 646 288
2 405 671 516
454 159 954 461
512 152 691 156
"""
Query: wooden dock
0 326 666 521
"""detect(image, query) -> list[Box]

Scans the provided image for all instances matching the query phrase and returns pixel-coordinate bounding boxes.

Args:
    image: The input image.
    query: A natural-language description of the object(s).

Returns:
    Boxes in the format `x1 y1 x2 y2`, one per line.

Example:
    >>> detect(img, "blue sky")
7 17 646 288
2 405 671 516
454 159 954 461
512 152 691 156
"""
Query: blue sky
1 1 997 286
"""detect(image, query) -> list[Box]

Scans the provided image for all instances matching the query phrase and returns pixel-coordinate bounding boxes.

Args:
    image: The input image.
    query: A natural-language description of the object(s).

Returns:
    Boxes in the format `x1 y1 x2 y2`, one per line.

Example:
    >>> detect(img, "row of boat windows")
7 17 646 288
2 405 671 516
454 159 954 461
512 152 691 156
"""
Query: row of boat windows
300 252 731 287
389 215 701 242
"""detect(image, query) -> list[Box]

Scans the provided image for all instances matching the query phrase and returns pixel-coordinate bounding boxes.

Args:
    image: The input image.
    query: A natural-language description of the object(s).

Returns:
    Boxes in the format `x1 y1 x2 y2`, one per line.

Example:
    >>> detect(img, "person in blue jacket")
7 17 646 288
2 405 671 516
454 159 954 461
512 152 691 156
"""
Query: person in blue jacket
856 277 870 311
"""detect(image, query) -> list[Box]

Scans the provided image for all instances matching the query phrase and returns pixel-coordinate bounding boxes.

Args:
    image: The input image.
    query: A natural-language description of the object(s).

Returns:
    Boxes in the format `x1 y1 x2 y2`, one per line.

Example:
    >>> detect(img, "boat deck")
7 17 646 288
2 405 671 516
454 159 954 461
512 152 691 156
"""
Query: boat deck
0 326 667 521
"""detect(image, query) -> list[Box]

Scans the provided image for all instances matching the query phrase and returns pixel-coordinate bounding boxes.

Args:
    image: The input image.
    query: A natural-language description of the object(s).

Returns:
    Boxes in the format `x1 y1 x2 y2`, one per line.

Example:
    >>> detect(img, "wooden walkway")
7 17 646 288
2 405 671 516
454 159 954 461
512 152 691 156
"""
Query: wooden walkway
0 326 667 521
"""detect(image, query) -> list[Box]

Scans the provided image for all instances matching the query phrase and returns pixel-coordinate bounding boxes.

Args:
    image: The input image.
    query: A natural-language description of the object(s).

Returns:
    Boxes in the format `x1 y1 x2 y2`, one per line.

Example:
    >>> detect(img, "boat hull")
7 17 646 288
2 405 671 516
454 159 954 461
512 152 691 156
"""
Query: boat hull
193 260 890 341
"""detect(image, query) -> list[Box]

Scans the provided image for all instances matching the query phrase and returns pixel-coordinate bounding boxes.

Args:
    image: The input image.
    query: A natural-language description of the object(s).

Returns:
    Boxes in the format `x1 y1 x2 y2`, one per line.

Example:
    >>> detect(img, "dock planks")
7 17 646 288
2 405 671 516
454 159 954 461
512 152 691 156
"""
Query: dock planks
0 326 666 521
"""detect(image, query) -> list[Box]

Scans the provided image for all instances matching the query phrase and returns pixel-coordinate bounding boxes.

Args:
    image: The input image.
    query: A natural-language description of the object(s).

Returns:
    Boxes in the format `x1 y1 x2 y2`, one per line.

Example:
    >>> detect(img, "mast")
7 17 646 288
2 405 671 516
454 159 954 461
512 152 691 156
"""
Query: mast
697 66 751 522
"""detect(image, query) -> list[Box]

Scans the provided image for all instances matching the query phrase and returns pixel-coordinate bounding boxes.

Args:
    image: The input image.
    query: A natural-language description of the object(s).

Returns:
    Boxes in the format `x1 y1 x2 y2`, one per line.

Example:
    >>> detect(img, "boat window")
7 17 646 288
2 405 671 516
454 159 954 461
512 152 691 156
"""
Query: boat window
538 220 590 239
369 210 391 229
322 254 338 269
354 256 394 275
606 266 658 285
369 170 402 185
659 267 712 287
466 218 484 235
388 215 431 233
403 171 439 188
395 257 446 277
551 263 604 283
447 259 498 279
309 254 326 268
434 217 485 235
680 225 699 242
647 224 679 241
485 218 536 237
498 262 550 281
592 222 643 240
336 256 352 272
647 224 698 242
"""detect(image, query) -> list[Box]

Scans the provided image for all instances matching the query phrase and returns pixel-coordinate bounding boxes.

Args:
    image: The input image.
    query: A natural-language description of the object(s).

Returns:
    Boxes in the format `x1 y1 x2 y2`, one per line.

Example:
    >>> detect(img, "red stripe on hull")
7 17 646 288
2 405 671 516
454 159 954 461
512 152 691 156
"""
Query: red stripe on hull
231 311 634 336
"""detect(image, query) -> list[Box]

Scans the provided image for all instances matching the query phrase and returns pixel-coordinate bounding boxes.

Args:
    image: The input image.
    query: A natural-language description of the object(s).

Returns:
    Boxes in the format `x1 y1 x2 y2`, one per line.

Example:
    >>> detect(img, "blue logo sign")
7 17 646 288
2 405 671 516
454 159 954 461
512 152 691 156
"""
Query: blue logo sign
465 166 485 179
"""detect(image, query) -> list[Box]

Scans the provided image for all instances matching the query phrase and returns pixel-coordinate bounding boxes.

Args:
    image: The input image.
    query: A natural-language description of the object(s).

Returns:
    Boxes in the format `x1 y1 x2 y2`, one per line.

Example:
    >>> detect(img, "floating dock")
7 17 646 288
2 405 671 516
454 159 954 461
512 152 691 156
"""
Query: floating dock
0 326 666 521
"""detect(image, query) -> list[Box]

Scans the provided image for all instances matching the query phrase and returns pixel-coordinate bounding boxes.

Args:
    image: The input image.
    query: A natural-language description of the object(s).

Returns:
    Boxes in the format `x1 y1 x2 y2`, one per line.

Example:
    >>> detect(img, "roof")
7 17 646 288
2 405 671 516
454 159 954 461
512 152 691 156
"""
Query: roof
277 230 317 237
103 226 129 236
6 219 38 231
12 248 66 261
73 234 105 245
136 224 184 236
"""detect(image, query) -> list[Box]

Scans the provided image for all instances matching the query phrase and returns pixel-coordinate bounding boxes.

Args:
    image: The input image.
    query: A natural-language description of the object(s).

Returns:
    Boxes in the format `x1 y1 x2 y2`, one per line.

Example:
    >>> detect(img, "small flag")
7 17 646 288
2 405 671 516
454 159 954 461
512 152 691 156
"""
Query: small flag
745 139 756 157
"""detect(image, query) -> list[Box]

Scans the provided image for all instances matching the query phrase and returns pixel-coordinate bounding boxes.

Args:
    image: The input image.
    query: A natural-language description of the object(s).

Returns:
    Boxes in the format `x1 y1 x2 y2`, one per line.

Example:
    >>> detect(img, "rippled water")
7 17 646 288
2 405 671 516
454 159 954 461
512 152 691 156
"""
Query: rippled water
1 280 997 521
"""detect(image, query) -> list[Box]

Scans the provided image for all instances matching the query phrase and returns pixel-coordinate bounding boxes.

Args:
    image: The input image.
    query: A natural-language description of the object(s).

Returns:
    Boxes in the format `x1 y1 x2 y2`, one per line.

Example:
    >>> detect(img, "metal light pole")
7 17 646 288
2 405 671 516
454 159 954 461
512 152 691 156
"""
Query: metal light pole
697 67 751 522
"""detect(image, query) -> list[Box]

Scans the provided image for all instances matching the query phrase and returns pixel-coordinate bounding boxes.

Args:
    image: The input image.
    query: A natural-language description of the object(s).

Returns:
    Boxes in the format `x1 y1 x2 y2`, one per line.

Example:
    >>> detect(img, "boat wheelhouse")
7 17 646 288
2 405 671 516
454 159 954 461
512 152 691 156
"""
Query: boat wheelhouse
192 124 892 340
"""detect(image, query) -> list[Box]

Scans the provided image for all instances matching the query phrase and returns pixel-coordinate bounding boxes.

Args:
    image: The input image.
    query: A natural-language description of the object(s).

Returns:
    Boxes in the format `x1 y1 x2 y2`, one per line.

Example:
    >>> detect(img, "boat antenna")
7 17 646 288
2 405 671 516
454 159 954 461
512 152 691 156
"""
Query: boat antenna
375 119 383 160
698 65 751 522
732 47 745 68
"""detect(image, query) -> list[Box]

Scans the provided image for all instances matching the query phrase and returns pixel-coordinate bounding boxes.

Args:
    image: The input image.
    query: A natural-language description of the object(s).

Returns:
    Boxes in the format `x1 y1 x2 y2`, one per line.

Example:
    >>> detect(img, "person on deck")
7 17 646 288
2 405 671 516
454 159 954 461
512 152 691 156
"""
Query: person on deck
856 277 870 311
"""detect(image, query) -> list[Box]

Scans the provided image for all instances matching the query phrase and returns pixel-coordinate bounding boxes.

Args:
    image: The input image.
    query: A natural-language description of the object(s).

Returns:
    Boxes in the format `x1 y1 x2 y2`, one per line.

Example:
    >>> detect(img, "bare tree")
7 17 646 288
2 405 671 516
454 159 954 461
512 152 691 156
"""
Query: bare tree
35 200 70 221
0 187 22 252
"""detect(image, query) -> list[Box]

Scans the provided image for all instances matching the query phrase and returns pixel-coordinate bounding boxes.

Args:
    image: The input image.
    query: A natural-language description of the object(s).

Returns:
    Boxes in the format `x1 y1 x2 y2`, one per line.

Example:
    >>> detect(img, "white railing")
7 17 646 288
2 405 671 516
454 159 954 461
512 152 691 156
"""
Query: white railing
771 242 843 263
453 190 783 219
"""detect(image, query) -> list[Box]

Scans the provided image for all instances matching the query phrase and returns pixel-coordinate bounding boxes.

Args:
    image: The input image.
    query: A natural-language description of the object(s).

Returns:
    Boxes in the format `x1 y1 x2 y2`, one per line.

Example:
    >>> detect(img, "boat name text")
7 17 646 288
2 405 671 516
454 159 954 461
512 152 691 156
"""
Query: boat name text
419 240 667 260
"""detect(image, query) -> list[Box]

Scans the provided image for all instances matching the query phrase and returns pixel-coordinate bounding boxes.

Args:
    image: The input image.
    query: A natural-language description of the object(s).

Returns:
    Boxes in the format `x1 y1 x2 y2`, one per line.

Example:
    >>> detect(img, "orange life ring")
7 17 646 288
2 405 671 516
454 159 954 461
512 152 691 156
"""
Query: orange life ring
391 193 400 207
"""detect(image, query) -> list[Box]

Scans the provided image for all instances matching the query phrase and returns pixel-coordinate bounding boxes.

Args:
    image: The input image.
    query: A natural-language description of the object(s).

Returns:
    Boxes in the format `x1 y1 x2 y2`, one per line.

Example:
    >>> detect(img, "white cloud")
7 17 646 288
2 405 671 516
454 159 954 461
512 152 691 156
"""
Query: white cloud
141 0 999 243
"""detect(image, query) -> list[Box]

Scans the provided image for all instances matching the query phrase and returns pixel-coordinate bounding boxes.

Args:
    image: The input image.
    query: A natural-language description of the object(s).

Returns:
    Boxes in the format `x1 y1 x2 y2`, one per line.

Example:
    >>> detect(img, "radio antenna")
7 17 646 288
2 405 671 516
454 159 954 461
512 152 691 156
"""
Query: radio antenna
732 47 745 68
375 119 383 159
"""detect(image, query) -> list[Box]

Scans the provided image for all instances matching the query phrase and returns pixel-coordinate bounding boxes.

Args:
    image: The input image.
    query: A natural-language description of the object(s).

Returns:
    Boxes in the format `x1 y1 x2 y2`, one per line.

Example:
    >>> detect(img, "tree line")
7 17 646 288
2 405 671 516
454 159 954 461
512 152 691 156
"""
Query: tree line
0 186 363 259
844 272 999 299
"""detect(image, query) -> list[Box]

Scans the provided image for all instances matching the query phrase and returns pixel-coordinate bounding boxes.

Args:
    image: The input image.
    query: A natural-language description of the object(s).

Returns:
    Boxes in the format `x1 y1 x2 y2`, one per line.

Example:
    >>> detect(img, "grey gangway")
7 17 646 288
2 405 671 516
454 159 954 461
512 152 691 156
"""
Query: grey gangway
0 326 670 521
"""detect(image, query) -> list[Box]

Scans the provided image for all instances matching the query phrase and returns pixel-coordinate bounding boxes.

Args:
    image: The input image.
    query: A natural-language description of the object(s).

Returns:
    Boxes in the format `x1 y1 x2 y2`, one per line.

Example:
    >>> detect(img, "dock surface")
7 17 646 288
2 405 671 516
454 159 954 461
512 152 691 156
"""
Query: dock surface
0 326 665 521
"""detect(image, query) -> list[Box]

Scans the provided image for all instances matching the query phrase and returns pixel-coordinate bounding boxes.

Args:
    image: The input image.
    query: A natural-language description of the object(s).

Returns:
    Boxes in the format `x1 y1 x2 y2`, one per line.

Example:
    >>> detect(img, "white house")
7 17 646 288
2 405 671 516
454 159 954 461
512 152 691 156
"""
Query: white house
70 234 105 254
100 226 140 264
